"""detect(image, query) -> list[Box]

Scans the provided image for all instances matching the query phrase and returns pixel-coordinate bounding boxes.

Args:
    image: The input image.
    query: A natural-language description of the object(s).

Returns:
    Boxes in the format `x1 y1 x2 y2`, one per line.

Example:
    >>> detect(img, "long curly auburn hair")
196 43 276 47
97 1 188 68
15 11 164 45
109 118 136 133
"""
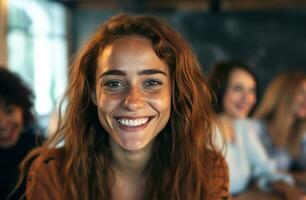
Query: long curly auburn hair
19 14 224 200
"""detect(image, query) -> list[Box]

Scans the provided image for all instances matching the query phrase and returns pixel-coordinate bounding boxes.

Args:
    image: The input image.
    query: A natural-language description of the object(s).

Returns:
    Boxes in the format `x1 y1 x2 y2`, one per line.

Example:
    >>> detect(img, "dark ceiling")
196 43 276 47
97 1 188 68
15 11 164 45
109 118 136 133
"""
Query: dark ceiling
53 0 306 11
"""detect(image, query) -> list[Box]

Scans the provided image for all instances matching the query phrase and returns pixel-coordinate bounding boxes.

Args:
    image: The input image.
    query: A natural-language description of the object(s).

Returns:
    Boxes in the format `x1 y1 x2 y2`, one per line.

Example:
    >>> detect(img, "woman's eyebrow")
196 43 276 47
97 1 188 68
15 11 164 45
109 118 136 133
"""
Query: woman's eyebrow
100 69 126 78
138 69 167 77
100 69 167 78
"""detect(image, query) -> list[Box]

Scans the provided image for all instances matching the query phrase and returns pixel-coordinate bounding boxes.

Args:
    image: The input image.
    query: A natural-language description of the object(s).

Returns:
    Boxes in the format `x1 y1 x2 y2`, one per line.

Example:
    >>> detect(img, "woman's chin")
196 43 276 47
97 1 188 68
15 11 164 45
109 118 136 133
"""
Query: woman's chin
0 130 21 148
121 141 146 152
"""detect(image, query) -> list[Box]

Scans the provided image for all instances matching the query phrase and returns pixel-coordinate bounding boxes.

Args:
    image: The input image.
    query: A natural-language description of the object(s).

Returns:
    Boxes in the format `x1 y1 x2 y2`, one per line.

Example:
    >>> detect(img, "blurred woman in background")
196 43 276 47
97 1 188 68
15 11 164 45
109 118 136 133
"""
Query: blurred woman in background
209 61 305 200
254 71 306 188
0 67 43 199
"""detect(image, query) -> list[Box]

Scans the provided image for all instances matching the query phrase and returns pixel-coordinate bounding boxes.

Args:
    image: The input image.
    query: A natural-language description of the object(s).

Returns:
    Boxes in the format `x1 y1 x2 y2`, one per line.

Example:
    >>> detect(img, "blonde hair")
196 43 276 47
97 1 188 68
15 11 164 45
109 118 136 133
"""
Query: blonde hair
254 71 306 158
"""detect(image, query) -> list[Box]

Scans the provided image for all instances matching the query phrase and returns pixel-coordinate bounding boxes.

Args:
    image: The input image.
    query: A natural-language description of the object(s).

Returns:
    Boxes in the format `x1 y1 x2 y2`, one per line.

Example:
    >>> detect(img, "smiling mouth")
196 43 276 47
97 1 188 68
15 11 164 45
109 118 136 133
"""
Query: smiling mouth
116 117 152 127
236 104 250 110
0 128 18 142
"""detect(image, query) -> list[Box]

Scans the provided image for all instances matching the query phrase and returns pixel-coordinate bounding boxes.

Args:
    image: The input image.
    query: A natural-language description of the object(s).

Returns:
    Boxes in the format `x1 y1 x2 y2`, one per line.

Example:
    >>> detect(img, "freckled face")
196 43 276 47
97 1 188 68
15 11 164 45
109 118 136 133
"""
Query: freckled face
94 35 171 152
223 69 257 119
293 80 306 119
0 103 23 148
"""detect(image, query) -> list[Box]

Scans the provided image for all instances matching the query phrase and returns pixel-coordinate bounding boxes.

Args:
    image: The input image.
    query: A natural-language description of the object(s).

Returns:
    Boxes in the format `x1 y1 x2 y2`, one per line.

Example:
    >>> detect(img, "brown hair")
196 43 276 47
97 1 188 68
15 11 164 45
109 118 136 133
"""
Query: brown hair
254 71 306 158
208 60 259 116
0 68 35 127
19 14 222 200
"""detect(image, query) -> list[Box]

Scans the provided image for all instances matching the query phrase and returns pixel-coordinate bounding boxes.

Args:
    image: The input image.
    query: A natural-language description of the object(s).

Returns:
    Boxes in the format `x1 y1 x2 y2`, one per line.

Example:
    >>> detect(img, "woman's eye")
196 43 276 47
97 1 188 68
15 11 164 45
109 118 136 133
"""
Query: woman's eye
104 80 125 90
143 79 162 88
233 85 243 92
4 106 15 115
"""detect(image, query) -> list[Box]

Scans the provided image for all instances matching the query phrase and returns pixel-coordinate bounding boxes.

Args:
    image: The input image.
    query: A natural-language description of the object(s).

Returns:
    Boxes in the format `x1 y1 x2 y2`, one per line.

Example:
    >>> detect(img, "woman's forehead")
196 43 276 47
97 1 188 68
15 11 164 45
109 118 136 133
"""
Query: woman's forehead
96 35 168 75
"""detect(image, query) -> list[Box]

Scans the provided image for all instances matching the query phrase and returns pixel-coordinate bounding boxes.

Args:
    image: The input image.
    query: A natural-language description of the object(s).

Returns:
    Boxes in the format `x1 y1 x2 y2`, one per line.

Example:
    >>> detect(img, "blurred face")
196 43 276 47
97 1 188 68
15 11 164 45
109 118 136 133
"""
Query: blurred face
293 80 306 119
223 69 257 118
0 103 23 148
94 35 171 152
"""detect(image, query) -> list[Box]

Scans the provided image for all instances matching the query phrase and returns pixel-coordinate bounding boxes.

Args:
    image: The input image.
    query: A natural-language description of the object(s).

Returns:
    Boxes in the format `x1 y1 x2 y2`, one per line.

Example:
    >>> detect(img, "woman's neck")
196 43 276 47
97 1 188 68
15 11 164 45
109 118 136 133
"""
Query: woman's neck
219 113 235 124
110 138 152 178
109 139 151 200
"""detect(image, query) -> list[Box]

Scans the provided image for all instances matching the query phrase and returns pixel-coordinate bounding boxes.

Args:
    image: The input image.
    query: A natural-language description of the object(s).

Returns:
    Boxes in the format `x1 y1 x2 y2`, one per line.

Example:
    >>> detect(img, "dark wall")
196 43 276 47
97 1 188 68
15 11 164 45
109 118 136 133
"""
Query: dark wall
71 9 306 95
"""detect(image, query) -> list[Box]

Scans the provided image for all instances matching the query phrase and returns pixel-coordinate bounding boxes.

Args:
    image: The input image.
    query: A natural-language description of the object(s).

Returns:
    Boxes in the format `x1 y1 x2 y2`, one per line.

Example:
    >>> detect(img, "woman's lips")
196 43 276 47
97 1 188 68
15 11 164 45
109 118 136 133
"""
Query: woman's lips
116 116 153 131
0 128 18 142
235 103 251 110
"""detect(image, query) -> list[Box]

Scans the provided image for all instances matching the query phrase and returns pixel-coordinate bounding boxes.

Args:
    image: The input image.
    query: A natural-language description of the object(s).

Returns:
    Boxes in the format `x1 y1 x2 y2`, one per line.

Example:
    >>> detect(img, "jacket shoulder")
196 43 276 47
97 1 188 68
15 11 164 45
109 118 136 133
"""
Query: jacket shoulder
205 149 229 199
26 148 66 199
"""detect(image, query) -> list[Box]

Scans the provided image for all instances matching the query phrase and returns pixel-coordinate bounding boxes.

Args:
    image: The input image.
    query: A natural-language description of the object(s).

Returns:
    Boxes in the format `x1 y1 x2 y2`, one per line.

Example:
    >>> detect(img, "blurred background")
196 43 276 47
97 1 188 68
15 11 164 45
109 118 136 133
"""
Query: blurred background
0 0 306 132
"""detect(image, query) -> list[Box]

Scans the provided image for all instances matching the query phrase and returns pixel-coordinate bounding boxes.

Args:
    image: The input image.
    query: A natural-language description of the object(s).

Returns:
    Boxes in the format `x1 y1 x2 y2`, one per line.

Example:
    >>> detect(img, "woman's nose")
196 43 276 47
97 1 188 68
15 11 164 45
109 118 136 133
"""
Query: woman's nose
122 86 145 111
242 90 253 100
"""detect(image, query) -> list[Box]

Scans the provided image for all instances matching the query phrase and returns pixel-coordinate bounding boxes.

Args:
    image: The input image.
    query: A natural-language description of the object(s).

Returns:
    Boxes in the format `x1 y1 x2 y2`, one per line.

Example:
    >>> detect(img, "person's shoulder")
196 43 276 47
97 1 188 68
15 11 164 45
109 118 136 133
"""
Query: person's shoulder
27 148 66 199
206 149 228 180
205 149 229 199
28 147 65 182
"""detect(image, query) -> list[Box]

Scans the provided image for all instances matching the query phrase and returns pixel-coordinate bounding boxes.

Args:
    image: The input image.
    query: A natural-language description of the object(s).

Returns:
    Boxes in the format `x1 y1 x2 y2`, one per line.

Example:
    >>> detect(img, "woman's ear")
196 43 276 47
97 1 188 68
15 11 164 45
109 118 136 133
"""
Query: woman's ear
91 92 97 105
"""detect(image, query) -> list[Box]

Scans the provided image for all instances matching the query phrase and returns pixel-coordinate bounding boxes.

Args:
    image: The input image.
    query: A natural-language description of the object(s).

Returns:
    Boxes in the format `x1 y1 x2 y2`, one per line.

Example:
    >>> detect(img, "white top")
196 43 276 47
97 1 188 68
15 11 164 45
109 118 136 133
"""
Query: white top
215 119 294 195
252 119 306 171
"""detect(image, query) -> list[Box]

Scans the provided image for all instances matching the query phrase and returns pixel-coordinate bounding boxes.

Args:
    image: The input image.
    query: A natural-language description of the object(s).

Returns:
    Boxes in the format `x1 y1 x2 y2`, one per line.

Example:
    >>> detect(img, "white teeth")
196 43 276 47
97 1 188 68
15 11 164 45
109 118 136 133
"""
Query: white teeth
117 117 149 127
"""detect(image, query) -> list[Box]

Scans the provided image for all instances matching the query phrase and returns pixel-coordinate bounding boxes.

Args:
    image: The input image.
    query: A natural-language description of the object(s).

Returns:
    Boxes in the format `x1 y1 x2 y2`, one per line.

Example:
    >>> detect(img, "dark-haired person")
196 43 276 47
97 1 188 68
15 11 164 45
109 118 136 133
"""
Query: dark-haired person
19 14 229 200
0 67 43 199
209 61 305 200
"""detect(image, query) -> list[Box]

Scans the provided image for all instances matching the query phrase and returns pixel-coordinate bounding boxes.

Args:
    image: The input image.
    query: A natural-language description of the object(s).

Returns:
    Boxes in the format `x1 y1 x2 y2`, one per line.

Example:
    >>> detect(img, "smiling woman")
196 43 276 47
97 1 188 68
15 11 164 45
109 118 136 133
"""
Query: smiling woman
0 68 43 200
19 14 229 200
209 61 306 199
94 36 171 152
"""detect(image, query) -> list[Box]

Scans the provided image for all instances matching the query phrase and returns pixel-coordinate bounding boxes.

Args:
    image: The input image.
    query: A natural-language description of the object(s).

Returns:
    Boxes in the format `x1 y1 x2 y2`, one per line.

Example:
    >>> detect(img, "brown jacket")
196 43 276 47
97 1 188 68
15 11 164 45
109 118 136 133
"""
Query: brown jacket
26 148 229 200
